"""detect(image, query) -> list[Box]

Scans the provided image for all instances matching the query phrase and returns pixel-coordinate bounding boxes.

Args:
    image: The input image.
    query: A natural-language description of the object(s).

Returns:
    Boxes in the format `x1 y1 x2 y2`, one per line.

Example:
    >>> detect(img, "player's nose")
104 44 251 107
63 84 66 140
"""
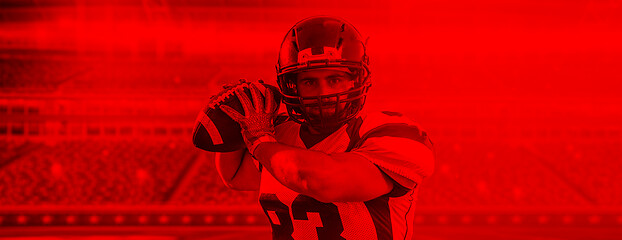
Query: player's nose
317 79 335 96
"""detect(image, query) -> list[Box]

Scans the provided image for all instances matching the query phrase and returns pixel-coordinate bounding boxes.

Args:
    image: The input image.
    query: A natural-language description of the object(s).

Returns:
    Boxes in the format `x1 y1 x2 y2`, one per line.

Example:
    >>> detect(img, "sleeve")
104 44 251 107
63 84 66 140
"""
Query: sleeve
350 123 435 190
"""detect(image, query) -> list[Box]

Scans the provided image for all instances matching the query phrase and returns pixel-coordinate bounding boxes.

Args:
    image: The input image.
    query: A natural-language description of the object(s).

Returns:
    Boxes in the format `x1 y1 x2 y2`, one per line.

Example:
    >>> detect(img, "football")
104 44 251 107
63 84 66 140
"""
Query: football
192 80 281 152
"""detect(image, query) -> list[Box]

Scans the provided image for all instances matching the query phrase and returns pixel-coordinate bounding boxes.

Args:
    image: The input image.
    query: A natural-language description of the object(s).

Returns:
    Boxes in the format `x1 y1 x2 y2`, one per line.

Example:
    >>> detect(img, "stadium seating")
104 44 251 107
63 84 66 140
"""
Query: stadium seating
0 139 616 208
1 52 620 208
0 140 197 205
419 140 593 207
525 142 622 206
0 58 84 92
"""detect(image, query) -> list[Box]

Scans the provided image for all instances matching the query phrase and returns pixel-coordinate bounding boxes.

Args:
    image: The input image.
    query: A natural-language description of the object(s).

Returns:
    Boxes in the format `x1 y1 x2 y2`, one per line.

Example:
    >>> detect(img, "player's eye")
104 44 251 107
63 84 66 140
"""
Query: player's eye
300 79 316 87
328 76 347 86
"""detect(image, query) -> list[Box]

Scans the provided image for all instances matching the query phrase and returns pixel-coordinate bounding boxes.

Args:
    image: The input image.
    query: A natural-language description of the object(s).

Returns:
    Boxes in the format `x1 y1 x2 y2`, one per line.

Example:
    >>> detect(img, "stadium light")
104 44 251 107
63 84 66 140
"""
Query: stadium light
437 215 448 224
182 215 192 224
226 215 235 224
17 215 28 224
158 215 169 224
486 215 497 225
588 215 601 224
562 215 573 224
139 215 148 224
66 215 76 224
204 215 214 224
246 215 256 224
114 215 124 224
89 215 100 224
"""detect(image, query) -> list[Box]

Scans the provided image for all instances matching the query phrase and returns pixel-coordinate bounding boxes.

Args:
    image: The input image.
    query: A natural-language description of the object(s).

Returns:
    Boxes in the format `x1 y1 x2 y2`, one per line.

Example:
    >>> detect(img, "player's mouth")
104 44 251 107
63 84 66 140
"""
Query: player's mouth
307 107 336 116
304 103 347 117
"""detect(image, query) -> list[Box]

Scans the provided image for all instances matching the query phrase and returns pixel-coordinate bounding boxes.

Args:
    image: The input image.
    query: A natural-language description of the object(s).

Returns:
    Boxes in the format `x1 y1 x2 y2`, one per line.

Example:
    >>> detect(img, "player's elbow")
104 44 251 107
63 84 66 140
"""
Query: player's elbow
219 174 260 191
308 179 392 203
297 167 348 203
301 178 338 203
225 182 256 191
217 172 240 190
305 178 364 203
311 189 346 203
273 151 362 202
299 163 394 203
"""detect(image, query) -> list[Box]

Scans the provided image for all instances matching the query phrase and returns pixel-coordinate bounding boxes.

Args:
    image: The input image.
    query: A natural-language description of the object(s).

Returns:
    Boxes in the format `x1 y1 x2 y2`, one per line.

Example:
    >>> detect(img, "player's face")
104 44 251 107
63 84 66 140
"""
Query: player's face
296 68 355 117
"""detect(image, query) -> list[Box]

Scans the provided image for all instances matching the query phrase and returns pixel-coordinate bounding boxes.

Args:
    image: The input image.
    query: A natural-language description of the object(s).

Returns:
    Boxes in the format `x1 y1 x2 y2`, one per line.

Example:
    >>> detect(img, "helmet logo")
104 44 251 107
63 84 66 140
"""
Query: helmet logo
297 46 342 63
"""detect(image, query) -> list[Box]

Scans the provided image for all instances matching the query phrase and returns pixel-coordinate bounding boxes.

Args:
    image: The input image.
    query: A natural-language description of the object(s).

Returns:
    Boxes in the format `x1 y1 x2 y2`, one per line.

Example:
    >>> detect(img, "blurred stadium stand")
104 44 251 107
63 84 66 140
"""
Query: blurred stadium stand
1 52 621 231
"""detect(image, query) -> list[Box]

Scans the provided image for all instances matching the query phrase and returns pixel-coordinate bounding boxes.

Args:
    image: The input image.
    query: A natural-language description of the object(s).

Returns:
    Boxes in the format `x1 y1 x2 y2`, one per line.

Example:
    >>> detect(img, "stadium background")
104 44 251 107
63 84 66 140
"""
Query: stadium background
1 0 621 239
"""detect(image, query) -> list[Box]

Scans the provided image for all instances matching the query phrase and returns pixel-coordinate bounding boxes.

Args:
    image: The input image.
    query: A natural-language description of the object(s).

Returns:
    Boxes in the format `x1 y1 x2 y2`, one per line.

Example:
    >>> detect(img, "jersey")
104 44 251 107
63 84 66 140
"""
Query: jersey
258 110 435 240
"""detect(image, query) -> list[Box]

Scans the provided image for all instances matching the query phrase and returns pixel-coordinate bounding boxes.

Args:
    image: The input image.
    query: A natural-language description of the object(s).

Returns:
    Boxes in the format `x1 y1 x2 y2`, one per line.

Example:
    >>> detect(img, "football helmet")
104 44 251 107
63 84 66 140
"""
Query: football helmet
276 16 371 132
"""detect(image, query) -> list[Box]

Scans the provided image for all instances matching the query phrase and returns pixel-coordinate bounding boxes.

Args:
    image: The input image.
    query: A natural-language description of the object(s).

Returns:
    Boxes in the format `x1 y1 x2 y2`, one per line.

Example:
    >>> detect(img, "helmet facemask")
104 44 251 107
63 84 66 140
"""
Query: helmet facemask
276 16 371 133
278 65 370 132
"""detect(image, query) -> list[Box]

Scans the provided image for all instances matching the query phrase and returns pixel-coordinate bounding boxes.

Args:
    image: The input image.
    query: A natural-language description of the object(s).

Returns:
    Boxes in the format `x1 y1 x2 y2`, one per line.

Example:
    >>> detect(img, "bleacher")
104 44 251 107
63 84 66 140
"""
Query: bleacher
0 140 198 205
0 138 618 209
419 141 593 208
0 58 88 93
64 59 225 94
525 141 622 206
1 42 621 233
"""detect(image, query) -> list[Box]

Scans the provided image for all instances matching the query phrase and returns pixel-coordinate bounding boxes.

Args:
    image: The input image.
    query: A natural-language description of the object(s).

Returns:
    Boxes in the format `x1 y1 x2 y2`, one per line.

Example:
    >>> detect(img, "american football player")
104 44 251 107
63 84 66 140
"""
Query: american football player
210 16 435 240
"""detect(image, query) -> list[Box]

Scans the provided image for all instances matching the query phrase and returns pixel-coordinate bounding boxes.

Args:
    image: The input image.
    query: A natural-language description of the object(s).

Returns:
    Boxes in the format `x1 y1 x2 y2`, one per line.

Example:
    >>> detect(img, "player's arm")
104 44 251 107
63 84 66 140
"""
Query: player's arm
214 149 261 191
252 142 393 203
219 83 393 201
253 124 435 203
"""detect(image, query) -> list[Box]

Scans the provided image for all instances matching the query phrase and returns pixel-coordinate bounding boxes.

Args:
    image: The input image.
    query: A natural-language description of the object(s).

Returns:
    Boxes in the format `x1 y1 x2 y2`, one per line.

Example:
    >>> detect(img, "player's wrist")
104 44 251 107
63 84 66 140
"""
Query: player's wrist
247 134 277 156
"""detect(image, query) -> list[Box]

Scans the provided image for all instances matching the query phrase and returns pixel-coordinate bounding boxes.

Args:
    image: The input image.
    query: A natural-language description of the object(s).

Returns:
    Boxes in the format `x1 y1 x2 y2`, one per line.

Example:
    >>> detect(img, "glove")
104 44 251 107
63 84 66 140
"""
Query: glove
219 82 278 155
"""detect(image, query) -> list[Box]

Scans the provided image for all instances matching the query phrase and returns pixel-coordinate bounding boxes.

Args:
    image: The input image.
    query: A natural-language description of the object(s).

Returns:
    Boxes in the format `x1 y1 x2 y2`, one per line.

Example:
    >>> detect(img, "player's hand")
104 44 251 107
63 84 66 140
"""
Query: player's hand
219 82 278 155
